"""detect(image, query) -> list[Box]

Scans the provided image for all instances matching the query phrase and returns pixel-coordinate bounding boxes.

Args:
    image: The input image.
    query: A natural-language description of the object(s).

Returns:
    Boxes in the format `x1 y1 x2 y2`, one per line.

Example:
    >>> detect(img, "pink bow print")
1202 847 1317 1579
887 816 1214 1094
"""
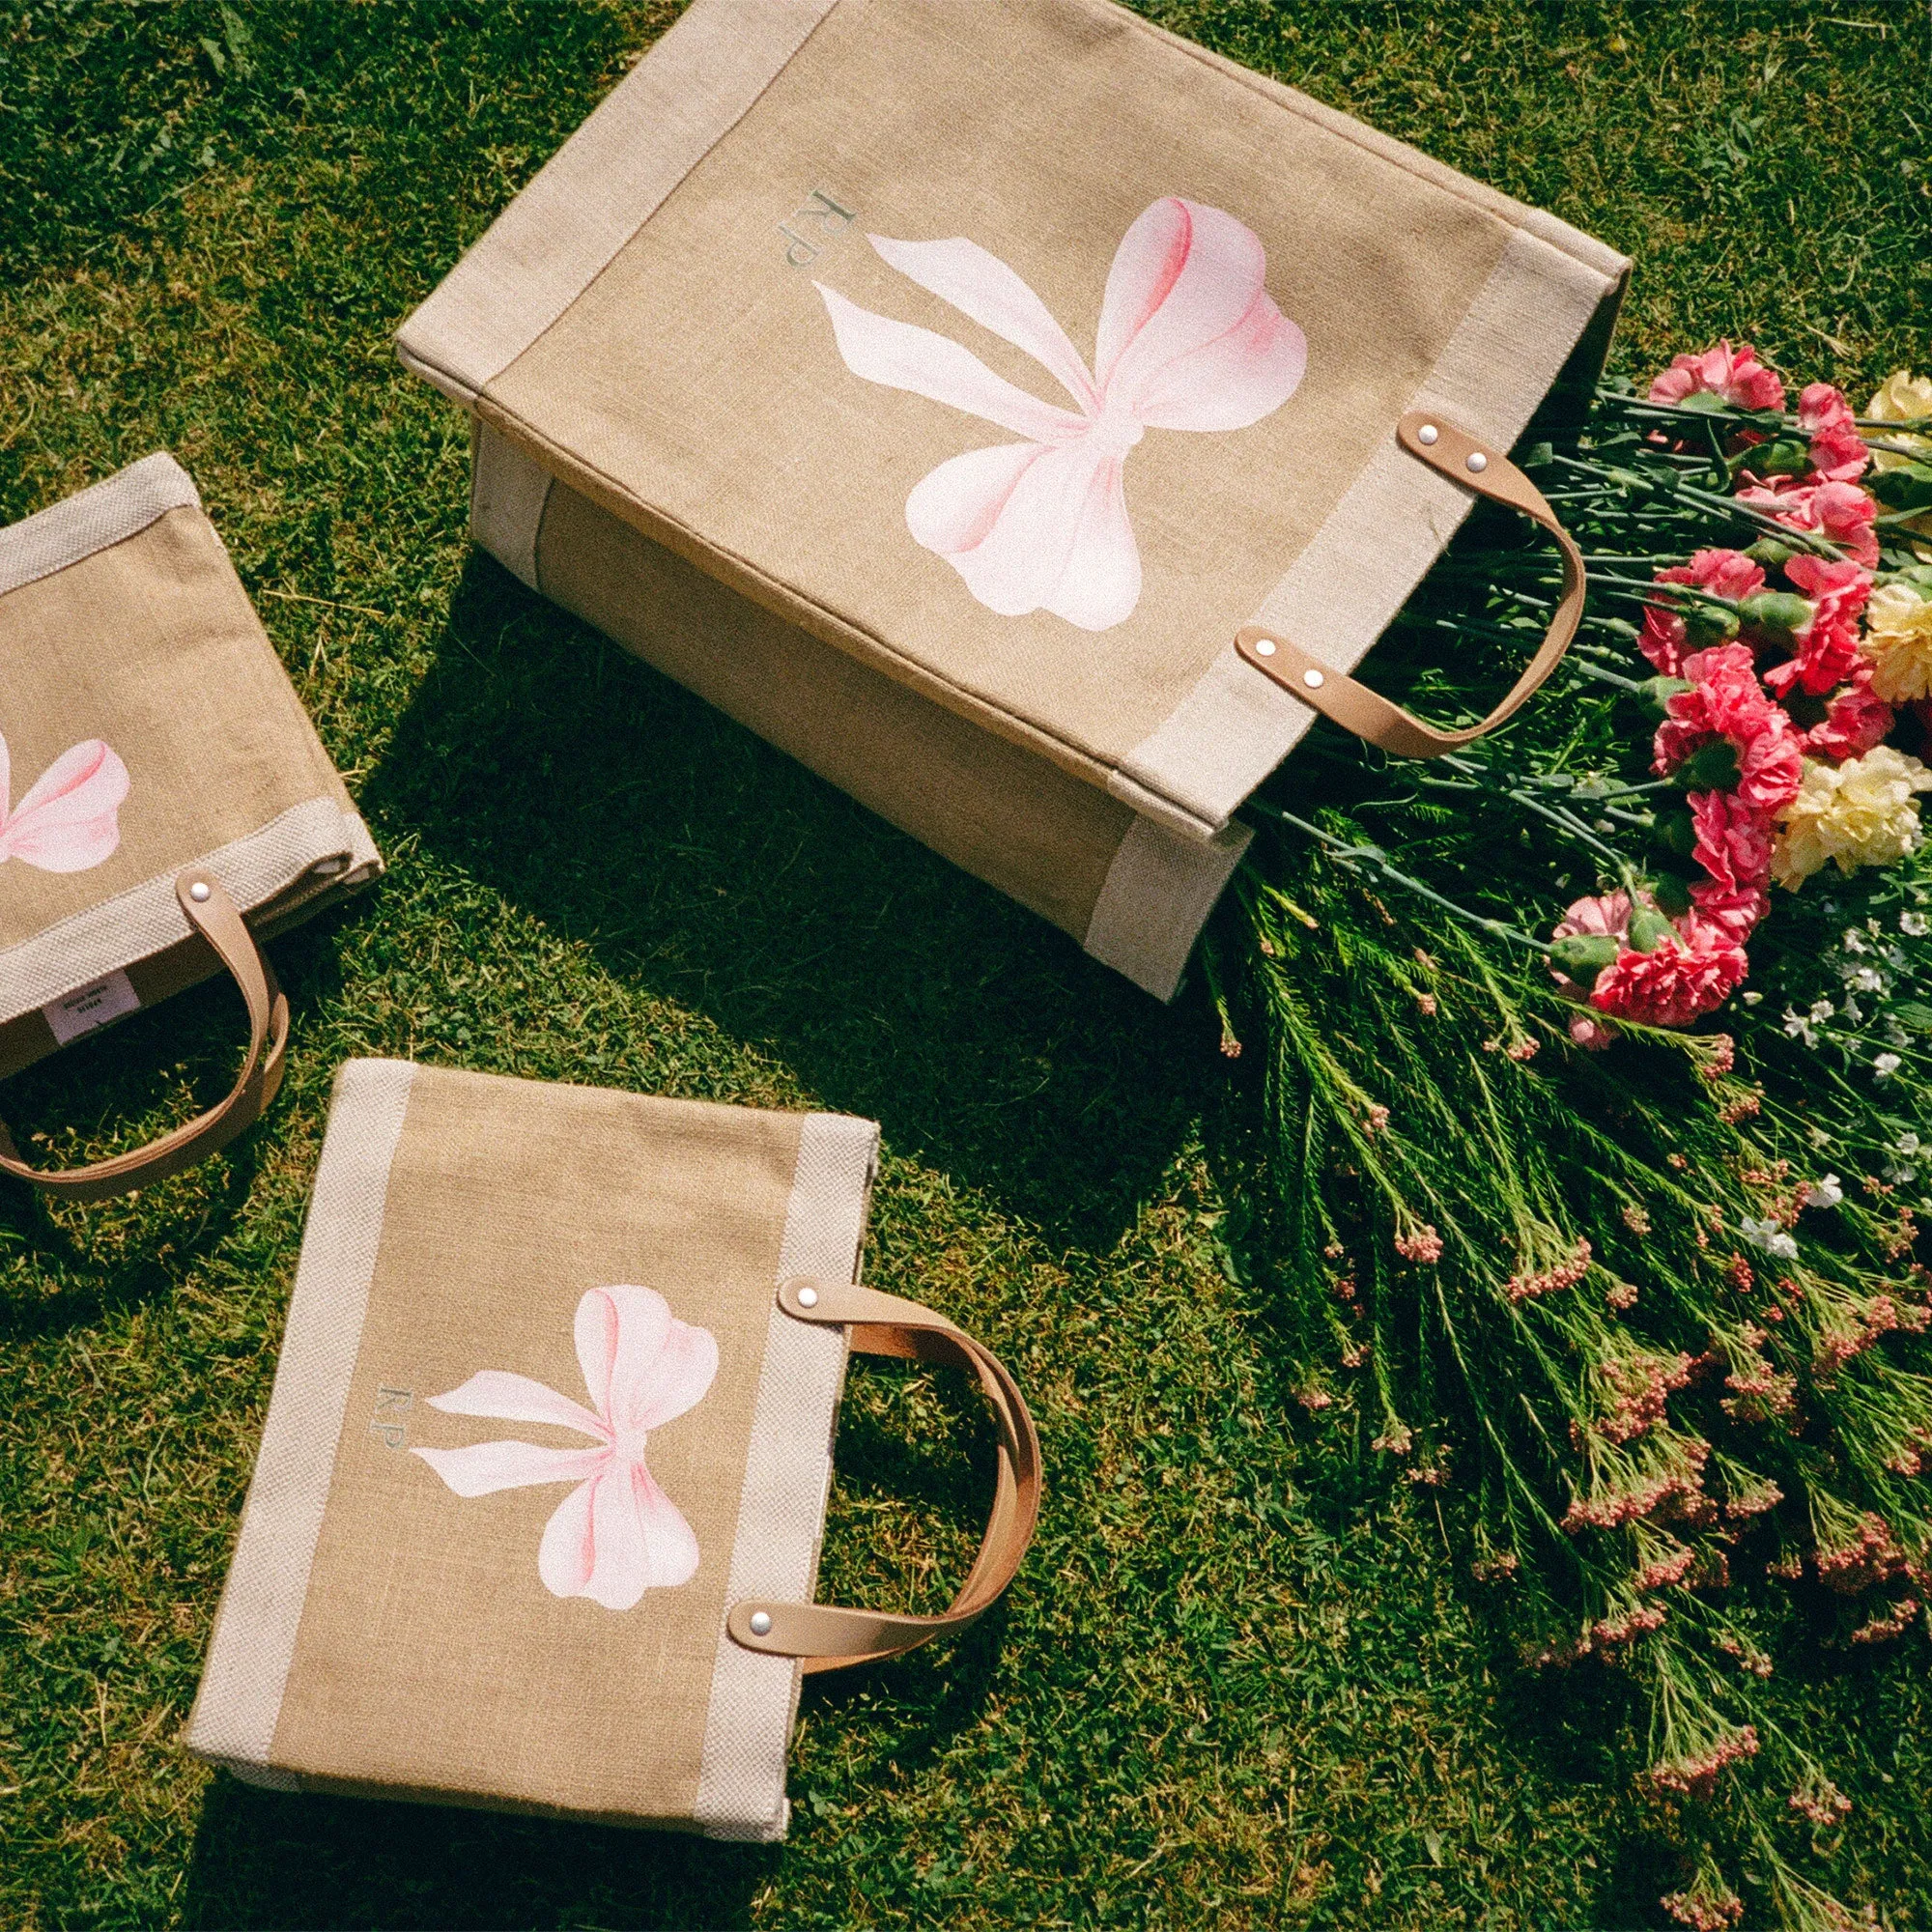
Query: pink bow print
413 1286 719 1611
0 731 128 871
818 196 1306 631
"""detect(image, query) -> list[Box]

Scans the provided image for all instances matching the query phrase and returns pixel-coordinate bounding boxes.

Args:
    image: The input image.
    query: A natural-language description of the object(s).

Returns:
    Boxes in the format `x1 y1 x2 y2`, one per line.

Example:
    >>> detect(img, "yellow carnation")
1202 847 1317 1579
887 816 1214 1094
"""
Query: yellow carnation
1868 370 1932 548
1773 746 1932 887
1866 370 1932 470
1861 581 1932 701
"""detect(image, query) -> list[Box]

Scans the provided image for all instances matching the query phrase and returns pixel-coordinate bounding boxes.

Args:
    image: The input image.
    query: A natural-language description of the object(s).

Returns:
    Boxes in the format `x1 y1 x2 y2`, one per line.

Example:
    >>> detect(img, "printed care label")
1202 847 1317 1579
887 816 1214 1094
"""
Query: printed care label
43 970 140 1046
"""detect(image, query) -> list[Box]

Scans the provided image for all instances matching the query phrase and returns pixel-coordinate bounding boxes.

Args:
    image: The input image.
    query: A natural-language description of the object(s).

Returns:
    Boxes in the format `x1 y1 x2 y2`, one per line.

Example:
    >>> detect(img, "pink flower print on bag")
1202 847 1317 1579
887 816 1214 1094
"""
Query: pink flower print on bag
0 731 128 871
818 196 1307 631
413 1285 719 1611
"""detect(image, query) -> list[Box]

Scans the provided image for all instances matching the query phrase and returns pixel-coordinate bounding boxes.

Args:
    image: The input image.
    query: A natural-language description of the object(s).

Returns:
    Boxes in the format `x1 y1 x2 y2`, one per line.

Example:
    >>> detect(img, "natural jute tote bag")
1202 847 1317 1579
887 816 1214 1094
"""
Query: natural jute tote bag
186 1060 1040 1840
398 0 1629 997
0 453 382 1201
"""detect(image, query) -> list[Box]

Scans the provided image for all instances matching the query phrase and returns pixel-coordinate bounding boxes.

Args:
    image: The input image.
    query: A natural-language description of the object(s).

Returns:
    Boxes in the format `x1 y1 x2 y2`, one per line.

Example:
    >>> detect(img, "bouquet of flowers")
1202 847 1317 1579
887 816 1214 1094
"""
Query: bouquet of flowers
1208 352 1932 1927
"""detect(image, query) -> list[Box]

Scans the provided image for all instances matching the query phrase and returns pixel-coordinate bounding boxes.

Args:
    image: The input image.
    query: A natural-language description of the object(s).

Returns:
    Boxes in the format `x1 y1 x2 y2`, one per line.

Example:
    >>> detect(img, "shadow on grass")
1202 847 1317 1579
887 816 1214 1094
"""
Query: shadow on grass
354 552 1216 1252
0 909 357 1338
181 1776 775 1932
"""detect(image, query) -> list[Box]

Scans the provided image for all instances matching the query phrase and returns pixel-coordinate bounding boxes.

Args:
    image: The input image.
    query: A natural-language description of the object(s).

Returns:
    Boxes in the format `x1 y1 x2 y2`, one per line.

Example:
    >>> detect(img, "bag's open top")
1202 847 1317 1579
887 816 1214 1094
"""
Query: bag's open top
399 0 1628 842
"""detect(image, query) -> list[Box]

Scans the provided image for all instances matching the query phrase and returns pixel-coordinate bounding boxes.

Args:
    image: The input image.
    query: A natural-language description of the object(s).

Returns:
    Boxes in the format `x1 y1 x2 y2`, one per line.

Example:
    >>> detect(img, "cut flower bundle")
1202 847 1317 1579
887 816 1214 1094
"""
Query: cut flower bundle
1208 352 1932 1927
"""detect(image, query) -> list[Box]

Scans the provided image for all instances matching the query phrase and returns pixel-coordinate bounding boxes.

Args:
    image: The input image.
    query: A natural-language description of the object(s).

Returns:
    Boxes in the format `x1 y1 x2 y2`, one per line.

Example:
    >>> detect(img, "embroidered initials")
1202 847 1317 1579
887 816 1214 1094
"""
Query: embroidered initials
368 1385 413 1449
779 189 855 268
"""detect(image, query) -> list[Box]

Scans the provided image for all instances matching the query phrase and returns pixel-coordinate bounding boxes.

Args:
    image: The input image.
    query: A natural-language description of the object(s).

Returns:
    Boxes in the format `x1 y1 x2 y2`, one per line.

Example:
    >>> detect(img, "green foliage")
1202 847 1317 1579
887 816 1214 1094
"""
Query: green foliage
2 2 1931 1929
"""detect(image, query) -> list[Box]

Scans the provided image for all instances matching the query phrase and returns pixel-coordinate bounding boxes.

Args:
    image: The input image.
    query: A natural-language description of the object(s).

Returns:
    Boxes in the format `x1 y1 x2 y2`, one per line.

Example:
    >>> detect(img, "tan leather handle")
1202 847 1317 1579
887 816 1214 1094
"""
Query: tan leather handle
0 871 289 1204
726 1277 1041 1673
1236 410 1586 757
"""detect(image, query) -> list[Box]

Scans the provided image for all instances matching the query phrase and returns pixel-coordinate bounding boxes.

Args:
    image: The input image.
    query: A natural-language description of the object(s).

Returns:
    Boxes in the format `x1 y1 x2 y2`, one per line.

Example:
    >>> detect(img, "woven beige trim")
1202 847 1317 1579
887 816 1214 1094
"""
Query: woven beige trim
395 0 841 404
185 1059 417 1774
1134 8 1628 288
470 426 553 588
1082 815 1251 1002
1114 224 1618 836
0 452 201 600
0 796 376 1027
694 1110 878 1841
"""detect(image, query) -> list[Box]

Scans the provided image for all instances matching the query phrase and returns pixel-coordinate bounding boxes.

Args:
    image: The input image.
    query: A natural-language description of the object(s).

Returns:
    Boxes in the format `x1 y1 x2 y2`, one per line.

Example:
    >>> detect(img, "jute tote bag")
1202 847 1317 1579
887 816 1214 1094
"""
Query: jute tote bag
0 453 382 1200
398 0 1629 994
186 1060 1040 1840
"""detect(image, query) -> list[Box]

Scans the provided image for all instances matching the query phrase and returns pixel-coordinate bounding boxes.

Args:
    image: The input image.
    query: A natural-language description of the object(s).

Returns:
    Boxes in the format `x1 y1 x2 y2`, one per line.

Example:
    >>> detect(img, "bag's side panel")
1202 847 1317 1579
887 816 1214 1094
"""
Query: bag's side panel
693 1111 878 1841
187 1058 418 1779
513 434 1243 998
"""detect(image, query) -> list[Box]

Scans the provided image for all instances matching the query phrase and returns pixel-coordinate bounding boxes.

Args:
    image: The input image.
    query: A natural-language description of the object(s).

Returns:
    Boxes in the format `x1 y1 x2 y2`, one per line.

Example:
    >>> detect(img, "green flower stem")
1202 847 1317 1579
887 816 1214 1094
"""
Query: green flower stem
1245 805 1552 953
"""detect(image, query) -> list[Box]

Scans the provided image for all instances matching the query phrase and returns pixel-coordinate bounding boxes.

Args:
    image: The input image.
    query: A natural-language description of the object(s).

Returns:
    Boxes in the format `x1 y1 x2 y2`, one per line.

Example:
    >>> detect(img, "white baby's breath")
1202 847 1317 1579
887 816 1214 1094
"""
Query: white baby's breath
1739 1216 1800 1260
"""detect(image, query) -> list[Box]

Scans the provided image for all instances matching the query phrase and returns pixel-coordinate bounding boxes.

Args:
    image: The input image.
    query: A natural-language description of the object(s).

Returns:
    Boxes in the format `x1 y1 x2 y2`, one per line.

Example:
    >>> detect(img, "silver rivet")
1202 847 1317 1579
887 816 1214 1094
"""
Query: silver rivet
1254 639 1277 658
1303 668 1325 690
749 1611 772 1636
796 1286 818 1308
1417 423 1439 445
1465 451 1489 474
188 881 212 903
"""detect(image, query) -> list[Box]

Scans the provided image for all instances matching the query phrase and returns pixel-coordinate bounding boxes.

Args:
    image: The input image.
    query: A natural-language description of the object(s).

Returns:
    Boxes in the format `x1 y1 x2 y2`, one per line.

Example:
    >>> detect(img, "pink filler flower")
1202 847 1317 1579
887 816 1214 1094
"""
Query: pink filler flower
414 1286 719 1610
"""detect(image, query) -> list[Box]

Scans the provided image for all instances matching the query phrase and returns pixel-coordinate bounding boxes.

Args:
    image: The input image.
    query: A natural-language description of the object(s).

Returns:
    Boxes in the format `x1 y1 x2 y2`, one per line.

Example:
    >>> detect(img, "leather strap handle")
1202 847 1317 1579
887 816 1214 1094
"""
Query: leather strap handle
727 1277 1042 1674
0 871 290 1204
1236 410 1586 757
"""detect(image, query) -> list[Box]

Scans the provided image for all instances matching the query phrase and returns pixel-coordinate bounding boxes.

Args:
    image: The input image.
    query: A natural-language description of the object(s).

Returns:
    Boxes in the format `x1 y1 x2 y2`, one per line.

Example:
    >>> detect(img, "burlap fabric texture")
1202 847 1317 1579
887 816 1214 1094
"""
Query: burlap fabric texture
0 453 380 1071
187 1060 1037 1841
397 0 1629 998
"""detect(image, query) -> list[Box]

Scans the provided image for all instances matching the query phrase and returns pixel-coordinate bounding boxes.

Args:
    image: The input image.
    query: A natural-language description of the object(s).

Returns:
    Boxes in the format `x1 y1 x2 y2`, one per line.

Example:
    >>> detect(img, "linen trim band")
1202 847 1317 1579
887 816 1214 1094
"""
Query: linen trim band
0 452 201 600
185 1058 418 1775
1113 224 1621 837
0 797 381 1026
1082 815 1251 1002
693 1110 878 1840
396 0 841 405
469 422 553 589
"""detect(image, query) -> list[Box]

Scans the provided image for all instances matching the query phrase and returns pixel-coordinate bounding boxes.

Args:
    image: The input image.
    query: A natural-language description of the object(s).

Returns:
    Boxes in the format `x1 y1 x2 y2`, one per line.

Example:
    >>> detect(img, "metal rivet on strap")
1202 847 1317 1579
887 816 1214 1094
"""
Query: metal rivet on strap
749 1611 772 1636
796 1286 818 1308
1416 423 1439 445
1465 451 1489 474
1303 668 1325 690
188 881 212 903
1253 639 1277 658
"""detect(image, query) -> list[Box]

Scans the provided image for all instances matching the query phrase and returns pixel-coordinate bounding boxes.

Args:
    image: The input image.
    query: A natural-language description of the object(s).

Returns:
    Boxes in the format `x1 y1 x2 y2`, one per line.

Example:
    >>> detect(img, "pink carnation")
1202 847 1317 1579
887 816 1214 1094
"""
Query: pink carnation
1590 922 1748 1027
1688 788 1775 893
1797 382 1869 484
1653 644 1804 813
1738 476 1881 568
1638 549 1765 676
1804 664 1895 762
1762 554 1872 698
1649 341 1786 413
1553 891 1635 943
1548 894 1634 1044
1688 879 1770 944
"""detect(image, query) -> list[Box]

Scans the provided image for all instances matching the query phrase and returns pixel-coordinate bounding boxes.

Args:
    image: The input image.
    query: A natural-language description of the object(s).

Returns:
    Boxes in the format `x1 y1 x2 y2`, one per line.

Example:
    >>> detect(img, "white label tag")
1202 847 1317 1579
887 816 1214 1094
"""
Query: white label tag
43 970 140 1046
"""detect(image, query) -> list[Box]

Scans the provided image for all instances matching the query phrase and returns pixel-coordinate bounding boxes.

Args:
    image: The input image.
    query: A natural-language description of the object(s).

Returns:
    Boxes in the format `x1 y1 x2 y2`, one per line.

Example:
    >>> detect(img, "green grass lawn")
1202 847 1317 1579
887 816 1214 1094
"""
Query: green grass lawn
3 3 1931 1926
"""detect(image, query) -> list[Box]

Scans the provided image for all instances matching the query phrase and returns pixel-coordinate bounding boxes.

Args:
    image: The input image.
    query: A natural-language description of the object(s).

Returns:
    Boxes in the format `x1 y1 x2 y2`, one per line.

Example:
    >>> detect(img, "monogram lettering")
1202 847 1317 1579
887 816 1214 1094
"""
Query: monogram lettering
779 189 856 268
368 1385 414 1449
